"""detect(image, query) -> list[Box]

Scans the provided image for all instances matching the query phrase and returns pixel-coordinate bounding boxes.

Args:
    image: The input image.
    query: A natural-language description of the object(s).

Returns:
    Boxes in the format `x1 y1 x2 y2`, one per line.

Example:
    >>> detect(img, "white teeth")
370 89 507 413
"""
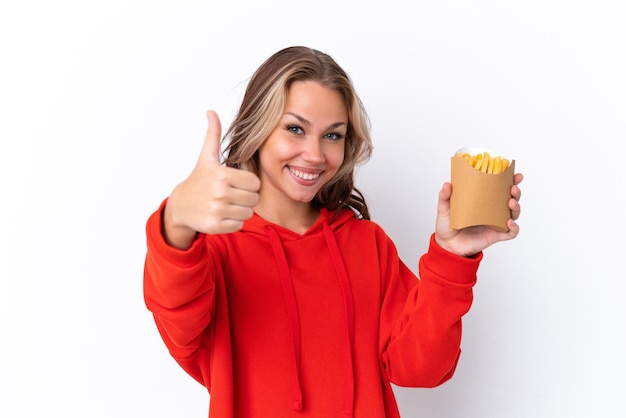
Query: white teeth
290 167 320 180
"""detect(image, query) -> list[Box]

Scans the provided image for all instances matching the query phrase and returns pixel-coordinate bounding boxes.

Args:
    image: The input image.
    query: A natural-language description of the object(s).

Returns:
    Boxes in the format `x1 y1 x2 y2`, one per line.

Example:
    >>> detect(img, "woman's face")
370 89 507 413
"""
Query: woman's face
257 80 347 208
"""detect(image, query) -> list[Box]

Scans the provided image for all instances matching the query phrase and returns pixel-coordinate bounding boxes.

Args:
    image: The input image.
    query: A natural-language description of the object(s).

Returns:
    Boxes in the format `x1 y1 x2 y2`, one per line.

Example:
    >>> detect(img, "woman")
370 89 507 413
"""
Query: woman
144 46 523 417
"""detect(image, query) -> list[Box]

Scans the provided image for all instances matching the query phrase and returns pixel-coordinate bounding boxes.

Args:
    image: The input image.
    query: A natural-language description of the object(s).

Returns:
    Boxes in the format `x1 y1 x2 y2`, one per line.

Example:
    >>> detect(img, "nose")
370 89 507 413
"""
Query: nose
301 138 324 164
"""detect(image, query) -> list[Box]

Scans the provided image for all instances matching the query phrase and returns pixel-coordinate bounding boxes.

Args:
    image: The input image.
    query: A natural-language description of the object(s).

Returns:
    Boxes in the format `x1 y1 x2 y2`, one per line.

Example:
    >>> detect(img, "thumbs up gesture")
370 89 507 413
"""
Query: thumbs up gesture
163 110 261 249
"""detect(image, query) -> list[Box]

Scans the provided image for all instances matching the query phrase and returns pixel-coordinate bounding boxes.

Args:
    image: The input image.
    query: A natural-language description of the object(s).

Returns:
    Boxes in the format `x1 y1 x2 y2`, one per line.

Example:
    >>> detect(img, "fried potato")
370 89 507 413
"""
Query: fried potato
455 151 510 174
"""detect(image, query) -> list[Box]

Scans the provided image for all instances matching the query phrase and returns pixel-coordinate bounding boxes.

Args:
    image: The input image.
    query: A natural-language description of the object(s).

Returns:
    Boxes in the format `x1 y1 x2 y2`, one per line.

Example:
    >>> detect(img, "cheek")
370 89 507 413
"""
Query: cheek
268 138 299 162
327 144 345 169
258 137 292 168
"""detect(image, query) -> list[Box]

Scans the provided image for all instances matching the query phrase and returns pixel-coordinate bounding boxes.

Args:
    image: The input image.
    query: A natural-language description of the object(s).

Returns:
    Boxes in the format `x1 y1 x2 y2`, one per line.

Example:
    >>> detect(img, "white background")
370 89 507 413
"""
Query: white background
1 0 625 417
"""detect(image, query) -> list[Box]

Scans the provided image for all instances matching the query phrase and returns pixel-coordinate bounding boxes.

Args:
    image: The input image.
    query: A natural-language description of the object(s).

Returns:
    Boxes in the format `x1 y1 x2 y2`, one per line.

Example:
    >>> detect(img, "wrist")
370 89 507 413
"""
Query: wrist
162 202 197 250
434 235 477 258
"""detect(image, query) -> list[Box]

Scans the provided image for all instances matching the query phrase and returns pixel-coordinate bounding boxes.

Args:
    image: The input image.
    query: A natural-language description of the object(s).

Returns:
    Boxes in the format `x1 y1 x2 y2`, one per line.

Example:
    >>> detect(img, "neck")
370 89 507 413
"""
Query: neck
254 201 320 234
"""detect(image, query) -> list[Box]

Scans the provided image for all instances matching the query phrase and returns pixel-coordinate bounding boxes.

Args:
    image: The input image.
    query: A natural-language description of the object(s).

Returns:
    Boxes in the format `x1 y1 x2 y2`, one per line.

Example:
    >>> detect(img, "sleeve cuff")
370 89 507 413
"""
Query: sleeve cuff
145 198 206 268
420 233 482 286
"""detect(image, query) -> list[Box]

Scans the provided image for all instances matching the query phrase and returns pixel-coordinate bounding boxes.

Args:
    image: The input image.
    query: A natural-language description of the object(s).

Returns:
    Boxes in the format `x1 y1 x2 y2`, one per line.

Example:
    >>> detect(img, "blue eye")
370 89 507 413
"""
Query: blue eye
325 132 345 141
287 125 303 134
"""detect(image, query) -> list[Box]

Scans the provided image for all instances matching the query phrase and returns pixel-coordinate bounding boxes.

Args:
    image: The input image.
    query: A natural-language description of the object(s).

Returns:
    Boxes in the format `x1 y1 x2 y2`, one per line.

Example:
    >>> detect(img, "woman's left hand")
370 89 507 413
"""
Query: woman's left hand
434 173 523 257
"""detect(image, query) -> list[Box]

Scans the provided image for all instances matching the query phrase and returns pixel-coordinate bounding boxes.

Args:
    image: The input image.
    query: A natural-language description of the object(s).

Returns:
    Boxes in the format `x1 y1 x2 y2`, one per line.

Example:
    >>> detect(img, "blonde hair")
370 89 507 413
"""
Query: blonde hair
223 46 373 219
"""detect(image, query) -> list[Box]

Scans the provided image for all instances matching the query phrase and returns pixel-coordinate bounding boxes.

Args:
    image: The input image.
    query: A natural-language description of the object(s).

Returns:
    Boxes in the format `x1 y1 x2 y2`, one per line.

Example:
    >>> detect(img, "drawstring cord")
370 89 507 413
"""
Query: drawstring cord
266 225 303 411
265 223 356 417
323 223 355 418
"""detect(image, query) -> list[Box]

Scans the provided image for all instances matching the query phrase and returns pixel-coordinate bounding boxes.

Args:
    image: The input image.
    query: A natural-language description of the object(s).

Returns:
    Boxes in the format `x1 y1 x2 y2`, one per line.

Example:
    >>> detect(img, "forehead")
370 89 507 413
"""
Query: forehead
285 80 348 121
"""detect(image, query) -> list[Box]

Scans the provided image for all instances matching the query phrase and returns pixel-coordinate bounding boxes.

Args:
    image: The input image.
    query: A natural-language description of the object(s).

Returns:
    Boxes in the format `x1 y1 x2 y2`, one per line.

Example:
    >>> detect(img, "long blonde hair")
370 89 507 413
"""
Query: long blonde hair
223 46 373 219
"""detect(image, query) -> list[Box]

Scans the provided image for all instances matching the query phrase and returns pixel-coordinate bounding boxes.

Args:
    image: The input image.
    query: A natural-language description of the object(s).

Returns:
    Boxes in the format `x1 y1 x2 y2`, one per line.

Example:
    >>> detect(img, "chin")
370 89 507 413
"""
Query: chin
288 191 318 204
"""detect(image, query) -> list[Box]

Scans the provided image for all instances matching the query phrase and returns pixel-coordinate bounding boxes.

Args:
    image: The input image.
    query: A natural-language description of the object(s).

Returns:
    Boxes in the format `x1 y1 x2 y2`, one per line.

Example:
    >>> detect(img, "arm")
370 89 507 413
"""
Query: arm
143 110 260 384
379 234 480 387
143 199 216 360
380 171 522 385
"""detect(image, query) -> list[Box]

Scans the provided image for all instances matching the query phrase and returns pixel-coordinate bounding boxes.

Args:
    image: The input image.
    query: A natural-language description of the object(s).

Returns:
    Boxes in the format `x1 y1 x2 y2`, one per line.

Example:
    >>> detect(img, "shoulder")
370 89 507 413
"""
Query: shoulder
335 210 393 243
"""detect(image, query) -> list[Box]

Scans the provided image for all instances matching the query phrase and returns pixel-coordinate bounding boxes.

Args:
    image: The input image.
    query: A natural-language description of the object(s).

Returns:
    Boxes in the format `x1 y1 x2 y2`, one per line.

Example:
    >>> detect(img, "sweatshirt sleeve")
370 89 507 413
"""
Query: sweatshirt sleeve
143 199 216 365
379 233 481 388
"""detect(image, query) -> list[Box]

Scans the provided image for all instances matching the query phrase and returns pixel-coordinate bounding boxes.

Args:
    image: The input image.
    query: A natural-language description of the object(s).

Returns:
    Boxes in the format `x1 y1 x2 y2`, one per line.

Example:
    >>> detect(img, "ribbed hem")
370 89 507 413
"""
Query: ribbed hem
421 234 482 286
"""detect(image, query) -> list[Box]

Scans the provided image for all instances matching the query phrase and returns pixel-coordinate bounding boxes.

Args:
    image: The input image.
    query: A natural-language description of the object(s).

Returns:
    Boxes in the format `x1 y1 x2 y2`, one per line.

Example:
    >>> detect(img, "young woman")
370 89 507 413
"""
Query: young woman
143 46 523 418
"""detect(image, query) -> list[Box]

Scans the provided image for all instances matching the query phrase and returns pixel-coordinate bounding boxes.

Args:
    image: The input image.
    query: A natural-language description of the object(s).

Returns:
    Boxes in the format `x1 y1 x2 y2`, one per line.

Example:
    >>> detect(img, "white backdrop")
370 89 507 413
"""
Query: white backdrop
2 0 625 417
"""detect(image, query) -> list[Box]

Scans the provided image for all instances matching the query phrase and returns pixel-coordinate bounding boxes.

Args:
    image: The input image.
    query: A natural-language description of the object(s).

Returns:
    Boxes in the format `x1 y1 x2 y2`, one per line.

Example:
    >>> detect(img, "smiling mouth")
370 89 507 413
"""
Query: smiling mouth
289 167 321 181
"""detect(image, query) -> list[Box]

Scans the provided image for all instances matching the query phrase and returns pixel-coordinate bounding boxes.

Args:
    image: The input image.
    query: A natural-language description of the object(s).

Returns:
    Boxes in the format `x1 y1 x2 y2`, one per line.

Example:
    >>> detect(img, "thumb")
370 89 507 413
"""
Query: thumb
198 110 223 165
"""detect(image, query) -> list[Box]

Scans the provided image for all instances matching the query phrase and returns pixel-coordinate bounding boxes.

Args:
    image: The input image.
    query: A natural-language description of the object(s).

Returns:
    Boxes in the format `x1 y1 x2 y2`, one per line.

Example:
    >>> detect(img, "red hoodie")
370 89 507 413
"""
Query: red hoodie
144 199 481 417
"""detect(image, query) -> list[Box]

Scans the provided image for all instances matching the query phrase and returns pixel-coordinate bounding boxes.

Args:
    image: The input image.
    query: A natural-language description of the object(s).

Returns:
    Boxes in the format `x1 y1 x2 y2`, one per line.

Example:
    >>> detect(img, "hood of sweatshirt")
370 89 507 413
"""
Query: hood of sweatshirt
241 208 357 417
241 206 355 239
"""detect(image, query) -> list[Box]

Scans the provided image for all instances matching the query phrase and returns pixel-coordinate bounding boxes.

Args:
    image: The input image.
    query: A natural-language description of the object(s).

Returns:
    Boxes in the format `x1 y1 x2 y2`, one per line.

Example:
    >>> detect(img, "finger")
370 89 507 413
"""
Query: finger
215 219 246 234
505 219 520 238
509 197 521 220
492 219 520 242
226 168 262 193
222 204 256 222
198 110 223 165
440 182 452 200
214 206 256 234
199 203 255 235
227 187 260 208
512 184 522 202
437 182 452 214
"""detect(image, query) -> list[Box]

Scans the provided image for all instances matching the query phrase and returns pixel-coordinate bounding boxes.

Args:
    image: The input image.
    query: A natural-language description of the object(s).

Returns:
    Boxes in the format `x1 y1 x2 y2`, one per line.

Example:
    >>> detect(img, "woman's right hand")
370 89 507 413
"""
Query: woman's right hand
163 110 261 250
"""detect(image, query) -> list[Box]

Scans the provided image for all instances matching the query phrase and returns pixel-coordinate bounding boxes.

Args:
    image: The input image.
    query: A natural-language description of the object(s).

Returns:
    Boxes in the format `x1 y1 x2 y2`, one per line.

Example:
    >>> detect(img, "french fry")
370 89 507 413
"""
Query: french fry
487 158 495 174
493 156 502 174
454 151 510 175
481 159 488 173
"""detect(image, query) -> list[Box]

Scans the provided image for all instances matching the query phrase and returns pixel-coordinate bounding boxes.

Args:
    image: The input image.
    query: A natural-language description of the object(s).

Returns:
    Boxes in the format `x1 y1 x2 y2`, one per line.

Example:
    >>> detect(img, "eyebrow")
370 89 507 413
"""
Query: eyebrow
285 112 347 130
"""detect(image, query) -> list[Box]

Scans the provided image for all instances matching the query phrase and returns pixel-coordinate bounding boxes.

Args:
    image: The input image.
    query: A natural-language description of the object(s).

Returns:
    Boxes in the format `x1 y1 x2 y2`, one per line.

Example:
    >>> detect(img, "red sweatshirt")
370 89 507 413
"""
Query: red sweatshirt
144 200 481 417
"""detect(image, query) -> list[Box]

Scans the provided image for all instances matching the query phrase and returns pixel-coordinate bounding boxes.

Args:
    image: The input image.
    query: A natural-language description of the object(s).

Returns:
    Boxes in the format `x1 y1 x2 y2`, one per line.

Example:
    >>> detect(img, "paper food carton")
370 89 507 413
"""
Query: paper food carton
450 147 515 232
